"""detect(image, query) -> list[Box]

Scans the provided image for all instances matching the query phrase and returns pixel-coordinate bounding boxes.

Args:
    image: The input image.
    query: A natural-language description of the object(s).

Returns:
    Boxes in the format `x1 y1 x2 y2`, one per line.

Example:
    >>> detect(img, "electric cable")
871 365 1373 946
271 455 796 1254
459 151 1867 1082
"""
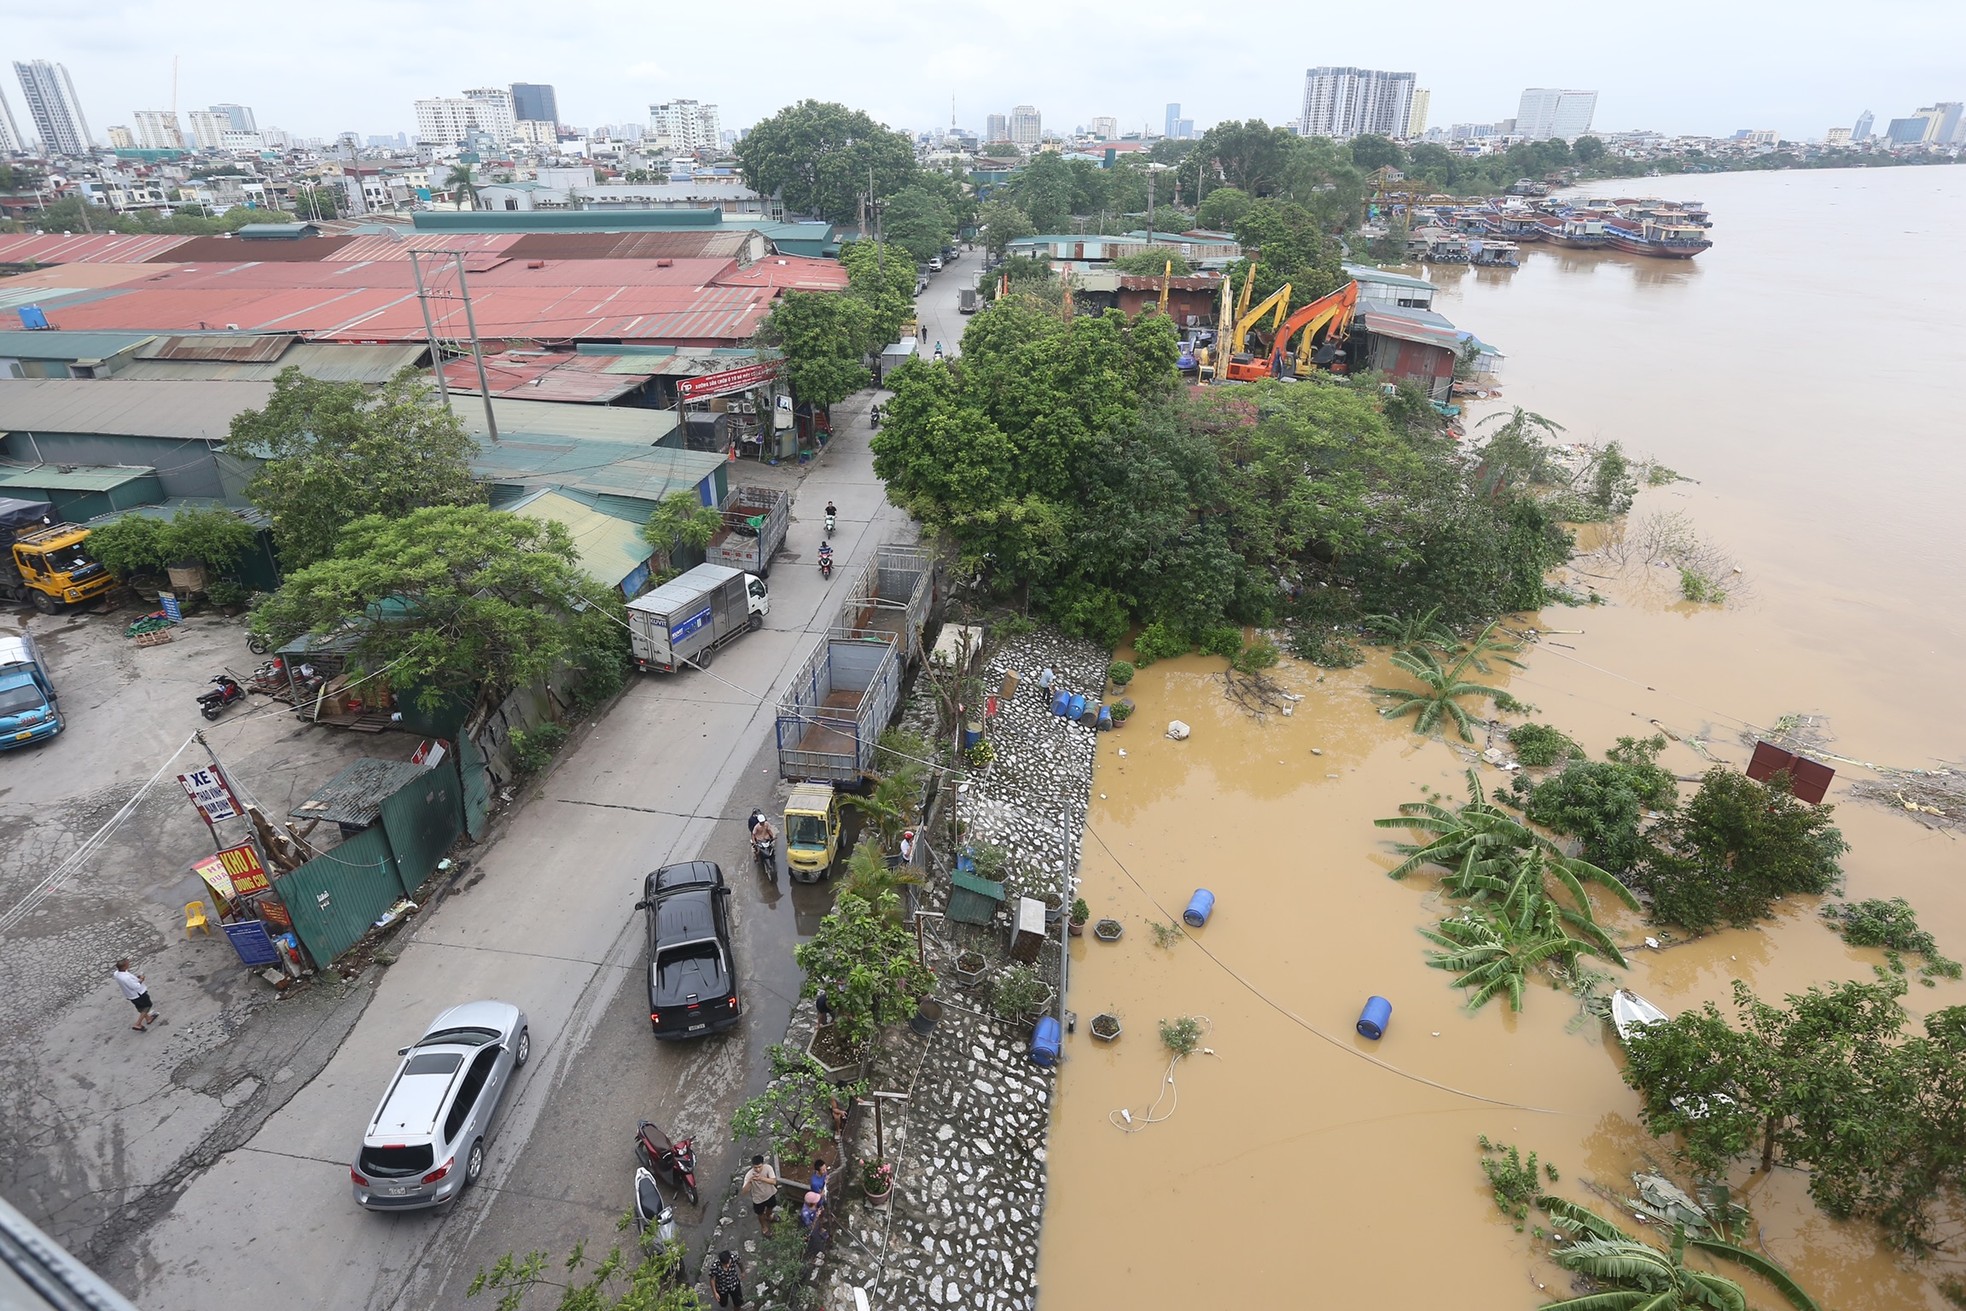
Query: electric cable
1108 1016 1214 1134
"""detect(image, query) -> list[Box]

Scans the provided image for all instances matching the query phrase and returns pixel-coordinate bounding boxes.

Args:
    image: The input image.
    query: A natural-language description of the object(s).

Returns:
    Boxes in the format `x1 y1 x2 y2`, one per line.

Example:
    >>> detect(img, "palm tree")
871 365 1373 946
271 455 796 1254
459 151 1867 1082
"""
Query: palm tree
1365 604 1456 653
837 841 921 912
1538 1201 1825 1311
444 163 479 211
1423 909 1579 1012
1369 623 1523 742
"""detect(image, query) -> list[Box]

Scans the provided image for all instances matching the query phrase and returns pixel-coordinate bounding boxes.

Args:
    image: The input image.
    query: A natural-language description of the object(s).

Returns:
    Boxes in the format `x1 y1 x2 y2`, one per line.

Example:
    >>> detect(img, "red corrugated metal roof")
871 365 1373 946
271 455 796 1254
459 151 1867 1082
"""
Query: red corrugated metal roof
0 233 197 264
440 350 662 403
714 257 850 292
321 233 523 262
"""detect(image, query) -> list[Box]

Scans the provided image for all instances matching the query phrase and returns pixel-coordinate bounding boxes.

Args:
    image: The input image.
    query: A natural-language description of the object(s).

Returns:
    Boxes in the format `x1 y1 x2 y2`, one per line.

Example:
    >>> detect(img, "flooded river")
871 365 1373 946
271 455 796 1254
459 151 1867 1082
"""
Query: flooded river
1037 166 1966 1310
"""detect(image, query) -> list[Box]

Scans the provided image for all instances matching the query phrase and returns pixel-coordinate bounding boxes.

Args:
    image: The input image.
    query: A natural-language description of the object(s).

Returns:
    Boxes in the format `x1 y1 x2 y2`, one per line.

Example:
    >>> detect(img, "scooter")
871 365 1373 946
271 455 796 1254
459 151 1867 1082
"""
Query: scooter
869 404 884 428
746 809 777 878
633 1166 677 1243
824 510 836 537
636 1121 701 1206
198 673 246 720
817 545 833 579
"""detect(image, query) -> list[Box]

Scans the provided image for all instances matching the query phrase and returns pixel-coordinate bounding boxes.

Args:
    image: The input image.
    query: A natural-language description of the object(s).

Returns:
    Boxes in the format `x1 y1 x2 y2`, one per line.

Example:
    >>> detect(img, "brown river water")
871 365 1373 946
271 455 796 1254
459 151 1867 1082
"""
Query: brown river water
1036 166 1966 1310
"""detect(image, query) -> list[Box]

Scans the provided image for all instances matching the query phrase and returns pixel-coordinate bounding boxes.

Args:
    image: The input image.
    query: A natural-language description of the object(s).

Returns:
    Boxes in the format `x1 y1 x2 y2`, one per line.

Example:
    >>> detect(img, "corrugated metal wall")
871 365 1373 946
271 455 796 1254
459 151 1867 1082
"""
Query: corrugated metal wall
273 826 403 965
382 759 463 892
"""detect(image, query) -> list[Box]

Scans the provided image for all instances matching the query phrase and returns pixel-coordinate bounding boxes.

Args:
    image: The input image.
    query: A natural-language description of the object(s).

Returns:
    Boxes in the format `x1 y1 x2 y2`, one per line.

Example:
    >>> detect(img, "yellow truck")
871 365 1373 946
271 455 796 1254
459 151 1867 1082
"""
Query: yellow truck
783 782 842 884
0 500 117 613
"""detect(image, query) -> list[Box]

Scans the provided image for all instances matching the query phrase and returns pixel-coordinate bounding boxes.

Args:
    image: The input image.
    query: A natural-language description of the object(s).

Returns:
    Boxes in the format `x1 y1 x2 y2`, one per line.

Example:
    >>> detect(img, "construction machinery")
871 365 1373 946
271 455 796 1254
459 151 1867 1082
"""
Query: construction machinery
0 499 116 613
1270 280 1360 379
1218 269 1294 383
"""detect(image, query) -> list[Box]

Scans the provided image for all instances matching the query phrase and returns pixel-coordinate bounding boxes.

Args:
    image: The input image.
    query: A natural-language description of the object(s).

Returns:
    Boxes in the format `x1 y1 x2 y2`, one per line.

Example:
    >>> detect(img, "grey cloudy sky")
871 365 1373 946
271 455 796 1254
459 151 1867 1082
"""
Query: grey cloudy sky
4 0 1960 144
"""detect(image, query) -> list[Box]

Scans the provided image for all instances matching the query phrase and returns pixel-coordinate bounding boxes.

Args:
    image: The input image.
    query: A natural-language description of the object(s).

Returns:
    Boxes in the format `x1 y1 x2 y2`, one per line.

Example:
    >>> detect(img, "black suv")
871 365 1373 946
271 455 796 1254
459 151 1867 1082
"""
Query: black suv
634 861 740 1038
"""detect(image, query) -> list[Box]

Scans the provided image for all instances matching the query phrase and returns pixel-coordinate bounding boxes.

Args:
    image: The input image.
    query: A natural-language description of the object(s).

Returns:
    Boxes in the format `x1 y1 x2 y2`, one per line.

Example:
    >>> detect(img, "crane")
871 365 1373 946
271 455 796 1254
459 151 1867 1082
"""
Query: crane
1272 280 1360 378
1219 280 1293 382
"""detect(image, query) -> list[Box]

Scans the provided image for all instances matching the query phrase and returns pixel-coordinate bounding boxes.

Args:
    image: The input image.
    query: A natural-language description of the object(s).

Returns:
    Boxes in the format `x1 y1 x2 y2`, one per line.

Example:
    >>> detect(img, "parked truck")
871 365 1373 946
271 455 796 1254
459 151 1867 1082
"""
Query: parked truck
958 288 980 314
0 499 116 613
0 632 63 749
775 633 902 784
833 544 934 665
627 564 770 673
705 486 791 576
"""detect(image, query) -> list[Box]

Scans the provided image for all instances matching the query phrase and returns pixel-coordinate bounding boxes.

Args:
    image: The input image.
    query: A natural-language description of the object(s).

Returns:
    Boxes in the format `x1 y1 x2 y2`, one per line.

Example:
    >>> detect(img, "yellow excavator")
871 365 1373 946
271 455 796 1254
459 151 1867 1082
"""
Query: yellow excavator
1269 280 1360 379
1219 261 1294 383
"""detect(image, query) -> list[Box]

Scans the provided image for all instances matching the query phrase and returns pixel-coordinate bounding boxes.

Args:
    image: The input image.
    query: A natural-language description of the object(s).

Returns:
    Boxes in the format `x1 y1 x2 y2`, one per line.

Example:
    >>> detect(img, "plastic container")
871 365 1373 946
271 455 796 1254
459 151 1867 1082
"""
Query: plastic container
962 723 983 750
1095 704 1113 731
1183 888 1215 928
1067 691 1087 720
1356 995 1393 1041
1051 689 1071 717
1030 1015 1061 1067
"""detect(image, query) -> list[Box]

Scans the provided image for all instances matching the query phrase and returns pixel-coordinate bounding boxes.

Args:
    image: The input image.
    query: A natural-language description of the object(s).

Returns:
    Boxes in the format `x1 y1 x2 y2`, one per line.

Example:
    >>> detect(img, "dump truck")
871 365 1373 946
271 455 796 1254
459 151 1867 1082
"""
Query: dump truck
627 563 770 673
775 633 902 783
958 288 980 314
833 544 934 666
0 499 116 613
0 632 62 749
705 486 791 576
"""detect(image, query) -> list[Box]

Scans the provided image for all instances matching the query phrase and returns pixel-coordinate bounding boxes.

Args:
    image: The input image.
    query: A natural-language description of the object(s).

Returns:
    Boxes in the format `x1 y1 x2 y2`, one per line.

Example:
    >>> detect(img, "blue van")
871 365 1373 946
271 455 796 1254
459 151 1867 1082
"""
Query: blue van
0 632 62 748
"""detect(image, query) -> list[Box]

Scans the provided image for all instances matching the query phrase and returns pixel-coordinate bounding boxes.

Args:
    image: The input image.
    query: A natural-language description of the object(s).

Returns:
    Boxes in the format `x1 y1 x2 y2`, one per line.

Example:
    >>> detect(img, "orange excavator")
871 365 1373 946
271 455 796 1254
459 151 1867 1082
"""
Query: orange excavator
1218 262 1293 383
1270 279 1359 379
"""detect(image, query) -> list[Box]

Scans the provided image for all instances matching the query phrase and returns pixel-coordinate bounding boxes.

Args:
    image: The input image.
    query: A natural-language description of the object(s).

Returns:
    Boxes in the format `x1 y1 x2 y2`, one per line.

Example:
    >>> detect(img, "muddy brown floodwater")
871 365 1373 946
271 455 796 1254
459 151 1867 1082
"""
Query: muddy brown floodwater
1038 165 1966 1311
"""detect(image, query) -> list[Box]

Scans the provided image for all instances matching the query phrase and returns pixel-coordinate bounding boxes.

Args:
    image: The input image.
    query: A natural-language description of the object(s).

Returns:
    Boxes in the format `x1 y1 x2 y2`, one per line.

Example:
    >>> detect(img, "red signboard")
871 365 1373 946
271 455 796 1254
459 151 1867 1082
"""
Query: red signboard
195 842 272 899
676 360 783 402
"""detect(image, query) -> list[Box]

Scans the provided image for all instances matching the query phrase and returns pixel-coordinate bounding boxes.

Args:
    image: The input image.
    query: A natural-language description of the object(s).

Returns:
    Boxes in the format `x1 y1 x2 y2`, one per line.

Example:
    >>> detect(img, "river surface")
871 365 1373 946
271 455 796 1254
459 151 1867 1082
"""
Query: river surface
1036 166 1966 1311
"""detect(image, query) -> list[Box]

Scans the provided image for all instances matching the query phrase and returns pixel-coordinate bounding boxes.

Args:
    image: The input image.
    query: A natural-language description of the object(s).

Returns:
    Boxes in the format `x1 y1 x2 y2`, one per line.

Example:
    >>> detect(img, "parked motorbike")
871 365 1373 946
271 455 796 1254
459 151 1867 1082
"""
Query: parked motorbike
746 809 777 878
633 1166 677 1243
198 673 246 720
636 1121 701 1207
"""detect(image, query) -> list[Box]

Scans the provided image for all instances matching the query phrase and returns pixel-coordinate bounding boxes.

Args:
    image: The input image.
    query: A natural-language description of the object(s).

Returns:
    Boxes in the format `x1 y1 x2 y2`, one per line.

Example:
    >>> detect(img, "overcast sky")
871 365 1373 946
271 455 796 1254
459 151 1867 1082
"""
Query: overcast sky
5 0 1961 144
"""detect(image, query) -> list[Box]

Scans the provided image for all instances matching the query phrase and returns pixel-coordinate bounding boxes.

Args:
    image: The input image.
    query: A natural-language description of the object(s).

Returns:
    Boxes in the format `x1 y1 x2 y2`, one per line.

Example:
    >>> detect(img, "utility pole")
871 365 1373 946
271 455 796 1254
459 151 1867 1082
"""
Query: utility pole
450 253 501 443
869 163 884 274
407 250 451 408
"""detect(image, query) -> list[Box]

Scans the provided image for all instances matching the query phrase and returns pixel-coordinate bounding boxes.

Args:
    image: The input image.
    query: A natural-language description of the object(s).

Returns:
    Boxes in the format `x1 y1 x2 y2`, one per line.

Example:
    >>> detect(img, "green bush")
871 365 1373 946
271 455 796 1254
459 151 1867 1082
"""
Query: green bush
1287 627 1363 668
507 722 569 776
1131 620 1191 666
1158 1015 1203 1057
1231 637 1280 673
1822 899 1962 981
1521 737 1677 876
1640 768 1847 932
1198 625 1243 659
206 580 249 610
1507 722 1581 767
1680 568 1726 604
1047 586 1128 648
85 516 171 577
1106 659 1135 688
163 508 254 569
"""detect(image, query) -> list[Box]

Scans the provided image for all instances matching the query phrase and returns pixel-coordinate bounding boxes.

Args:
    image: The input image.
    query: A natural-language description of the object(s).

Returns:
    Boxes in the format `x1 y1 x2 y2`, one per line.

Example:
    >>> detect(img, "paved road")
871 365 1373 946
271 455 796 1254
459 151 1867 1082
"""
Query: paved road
913 250 976 359
112 398 913 1310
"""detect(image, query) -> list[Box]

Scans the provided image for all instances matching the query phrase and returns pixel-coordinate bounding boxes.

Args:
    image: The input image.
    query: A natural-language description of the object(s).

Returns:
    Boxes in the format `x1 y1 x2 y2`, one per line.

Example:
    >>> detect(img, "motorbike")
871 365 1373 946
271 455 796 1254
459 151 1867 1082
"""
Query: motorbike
636 1121 701 1206
824 511 836 537
817 546 833 580
869 404 884 428
746 809 777 878
633 1166 677 1243
197 673 246 720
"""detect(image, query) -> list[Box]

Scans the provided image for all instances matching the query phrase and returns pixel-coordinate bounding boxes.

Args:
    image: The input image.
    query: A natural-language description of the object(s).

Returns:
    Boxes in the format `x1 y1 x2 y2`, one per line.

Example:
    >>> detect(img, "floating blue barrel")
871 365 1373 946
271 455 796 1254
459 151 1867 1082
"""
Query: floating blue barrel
1030 1015 1062 1067
1356 995 1393 1041
1067 691 1087 721
1183 888 1215 928
1051 689 1072 717
1095 704 1113 731
961 723 983 750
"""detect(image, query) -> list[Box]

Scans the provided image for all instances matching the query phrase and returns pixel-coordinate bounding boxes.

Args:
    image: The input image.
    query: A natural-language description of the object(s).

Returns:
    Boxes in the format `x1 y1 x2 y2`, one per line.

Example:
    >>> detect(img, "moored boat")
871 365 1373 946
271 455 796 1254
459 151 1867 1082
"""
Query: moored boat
1610 989 1668 1043
1471 239 1519 268
1539 214 1610 249
1603 214 1712 259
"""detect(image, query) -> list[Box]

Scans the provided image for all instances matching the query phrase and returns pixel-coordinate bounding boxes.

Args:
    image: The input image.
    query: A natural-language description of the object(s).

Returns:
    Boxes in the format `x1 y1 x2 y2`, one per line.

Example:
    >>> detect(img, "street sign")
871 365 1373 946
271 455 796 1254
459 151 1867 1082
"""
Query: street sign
159 591 183 623
223 919 282 968
178 766 241 824
676 359 783 402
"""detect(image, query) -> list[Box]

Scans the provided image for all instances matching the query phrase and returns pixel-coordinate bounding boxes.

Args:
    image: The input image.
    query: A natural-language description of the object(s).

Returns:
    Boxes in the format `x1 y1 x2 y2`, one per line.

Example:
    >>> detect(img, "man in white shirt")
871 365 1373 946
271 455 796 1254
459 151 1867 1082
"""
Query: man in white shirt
113 959 158 1032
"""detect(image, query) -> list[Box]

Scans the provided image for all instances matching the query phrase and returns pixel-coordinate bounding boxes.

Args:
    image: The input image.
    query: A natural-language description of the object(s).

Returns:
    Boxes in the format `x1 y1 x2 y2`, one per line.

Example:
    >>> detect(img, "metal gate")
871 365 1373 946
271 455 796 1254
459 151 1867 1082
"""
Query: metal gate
272 826 404 966
382 759 463 892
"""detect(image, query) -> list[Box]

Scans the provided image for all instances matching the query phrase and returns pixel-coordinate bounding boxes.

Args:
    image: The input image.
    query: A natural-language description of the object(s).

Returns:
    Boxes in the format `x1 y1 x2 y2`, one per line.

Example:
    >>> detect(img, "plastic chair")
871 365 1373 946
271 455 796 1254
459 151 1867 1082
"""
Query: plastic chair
184 900 212 937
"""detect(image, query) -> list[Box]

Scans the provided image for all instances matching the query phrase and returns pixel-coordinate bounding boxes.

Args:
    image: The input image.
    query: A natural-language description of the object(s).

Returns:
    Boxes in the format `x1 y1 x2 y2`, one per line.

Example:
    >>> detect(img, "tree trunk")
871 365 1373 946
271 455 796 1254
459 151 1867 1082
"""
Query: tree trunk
1760 1117 1777 1173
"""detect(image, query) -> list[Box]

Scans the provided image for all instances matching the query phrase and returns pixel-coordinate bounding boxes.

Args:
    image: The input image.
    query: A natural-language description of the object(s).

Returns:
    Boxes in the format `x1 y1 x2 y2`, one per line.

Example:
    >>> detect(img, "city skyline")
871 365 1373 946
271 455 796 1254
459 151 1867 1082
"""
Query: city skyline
2 0 1962 147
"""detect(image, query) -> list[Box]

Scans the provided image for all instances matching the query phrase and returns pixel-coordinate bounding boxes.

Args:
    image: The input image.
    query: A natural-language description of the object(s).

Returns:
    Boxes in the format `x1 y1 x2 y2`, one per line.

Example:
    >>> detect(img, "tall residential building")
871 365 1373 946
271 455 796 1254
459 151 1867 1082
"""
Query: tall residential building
1089 115 1119 140
0 88 21 153
1407 88 1430 137
1298 67 1415 139
414 97 478 147
132 109 185 151
1884 117 1928 145
210 103 257 134
1009 104 1041 147
1515 88 1598 141
1852 109 1874 141
1919 102 1963 144
1164 102 1181 139
510 83 559 125
13 59 93 155
187 110 227 151
648 99 720 151
463 88 516 143
985 113 1008 143
106 125 135 149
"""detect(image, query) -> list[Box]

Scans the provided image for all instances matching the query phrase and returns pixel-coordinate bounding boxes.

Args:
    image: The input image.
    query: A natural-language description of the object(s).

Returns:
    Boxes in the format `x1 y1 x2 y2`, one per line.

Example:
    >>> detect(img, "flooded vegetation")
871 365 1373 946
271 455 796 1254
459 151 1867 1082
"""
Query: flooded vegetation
1038 166 1966 1311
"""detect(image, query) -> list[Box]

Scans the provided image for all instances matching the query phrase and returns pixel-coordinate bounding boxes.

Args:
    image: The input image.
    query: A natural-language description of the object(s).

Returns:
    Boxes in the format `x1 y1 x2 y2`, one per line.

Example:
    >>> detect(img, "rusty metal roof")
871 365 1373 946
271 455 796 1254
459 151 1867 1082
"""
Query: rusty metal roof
440 350 660 403
290 758 431 827
135 333 297 362
502 231 755 261
152 236 354 264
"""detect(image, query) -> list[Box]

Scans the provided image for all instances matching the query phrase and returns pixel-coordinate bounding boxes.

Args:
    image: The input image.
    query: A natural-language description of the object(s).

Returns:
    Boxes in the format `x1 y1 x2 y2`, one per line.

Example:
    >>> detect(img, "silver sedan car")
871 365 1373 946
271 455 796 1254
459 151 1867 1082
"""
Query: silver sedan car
351 1000 530 1212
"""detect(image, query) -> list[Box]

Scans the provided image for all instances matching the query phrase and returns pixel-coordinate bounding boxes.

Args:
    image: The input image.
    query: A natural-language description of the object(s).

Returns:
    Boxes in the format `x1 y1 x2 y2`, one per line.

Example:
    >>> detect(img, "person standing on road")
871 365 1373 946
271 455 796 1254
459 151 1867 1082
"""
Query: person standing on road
708 1250 744 1308
113 959 159 1032
741 1155 781 1235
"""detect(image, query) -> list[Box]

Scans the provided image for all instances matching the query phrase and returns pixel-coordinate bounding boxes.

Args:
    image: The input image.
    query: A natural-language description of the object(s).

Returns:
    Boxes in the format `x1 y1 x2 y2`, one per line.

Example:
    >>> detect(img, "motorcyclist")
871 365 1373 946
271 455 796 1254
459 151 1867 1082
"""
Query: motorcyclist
824 500 837 520
750 813 776 848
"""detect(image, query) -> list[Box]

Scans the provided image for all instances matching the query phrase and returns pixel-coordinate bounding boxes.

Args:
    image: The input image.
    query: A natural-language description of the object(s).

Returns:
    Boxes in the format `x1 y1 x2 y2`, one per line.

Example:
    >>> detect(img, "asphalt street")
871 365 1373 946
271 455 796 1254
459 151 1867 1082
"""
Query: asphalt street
105 338 941 1308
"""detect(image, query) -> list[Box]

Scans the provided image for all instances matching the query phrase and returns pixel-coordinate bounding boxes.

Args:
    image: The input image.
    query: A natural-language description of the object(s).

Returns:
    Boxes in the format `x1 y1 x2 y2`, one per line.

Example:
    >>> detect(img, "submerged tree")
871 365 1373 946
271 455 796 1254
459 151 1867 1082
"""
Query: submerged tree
1370 622 1524 741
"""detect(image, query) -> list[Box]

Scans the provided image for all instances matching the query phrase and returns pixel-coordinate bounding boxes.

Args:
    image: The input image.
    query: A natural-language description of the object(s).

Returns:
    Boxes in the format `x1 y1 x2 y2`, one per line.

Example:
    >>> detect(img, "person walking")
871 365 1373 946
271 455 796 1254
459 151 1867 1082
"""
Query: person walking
708 1250 745 1309
113 959 158 1032
1037 665 1056 705
897 828 916 867
740 1155 781 1235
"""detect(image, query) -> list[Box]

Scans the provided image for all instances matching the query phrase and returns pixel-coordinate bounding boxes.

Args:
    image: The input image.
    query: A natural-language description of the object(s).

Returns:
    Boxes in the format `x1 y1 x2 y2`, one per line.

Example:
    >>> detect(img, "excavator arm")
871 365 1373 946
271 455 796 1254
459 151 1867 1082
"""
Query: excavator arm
1270 281 1360 377
1228 284 1292 357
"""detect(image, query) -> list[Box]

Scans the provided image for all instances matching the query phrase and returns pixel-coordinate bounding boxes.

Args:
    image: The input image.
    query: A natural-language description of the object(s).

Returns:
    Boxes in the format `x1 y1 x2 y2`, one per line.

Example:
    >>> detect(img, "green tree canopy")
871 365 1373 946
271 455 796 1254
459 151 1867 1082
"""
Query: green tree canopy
838 240 919 351
1639 768 1848 932
1107 250 1194 277
977 198 1035 258
792 891 935 1052
734 100 917 223
1194 185 1253 231
882 183 956 263
225 367 483 569
640 491 723 562
757 290 872 408
1195 120 1298 196
1231 198 1345 310
1006 152 1074 231
1349 134 1405 172
249 505 615 711
1574 135 1608 164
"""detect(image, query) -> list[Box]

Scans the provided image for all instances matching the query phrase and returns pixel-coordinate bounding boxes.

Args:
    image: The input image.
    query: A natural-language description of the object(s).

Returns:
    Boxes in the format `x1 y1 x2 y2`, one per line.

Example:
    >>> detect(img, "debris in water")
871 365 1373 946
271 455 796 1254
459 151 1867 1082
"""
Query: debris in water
1166 721 1191 740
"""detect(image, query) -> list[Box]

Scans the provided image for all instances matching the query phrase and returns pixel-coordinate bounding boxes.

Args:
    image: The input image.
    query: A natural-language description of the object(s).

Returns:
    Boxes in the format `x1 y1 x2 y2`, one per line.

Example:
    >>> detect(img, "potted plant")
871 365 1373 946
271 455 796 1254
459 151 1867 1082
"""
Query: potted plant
862 1159 894 1209
794 891 935 1083
1107 660 1135 690
1037 889 1065 927
953 949 988 987
1068 897 1090 937
732 1044 866 1163
1094 918 1124 942
990 963 1052 1026
1090 1013 1122 1042
1109 699 1135 728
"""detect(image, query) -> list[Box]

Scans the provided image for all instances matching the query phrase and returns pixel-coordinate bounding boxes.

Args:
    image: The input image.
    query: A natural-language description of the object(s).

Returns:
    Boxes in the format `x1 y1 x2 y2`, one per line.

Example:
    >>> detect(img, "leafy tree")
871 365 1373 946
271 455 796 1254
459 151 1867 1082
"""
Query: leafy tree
1349 134 1406 173
1370 622 1522 740
1574 135 1608 165
84 516 171 577
443 163 479 210
289 184 343 219
1194 185 1252 231
758 291 872 407
640 491 722 563
735 100 917 223
837 241 917 352
1640 769 1847 932
731 1043 864 1162
1195 120 1297 196
1230 199 1344 310
792 891 935 1053
226 367 482 569
881 183 955 264
1520 735 1677 875
977 198 1034 258
468 1226 703 1311
1006 152 1073 231
160 508 254 571
249 505 607 712
1107 250 1193 276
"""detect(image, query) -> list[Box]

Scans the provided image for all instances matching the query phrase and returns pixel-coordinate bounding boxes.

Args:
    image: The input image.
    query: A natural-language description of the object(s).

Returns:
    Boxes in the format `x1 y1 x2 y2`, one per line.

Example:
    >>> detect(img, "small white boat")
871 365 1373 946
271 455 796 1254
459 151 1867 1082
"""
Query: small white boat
1610 989 1668 1044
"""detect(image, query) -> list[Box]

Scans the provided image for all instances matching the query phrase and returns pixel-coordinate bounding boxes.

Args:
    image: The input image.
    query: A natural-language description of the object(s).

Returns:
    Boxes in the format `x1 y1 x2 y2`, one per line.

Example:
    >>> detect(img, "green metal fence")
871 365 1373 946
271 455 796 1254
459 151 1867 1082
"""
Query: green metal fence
383 760 463 892
273 826 403 966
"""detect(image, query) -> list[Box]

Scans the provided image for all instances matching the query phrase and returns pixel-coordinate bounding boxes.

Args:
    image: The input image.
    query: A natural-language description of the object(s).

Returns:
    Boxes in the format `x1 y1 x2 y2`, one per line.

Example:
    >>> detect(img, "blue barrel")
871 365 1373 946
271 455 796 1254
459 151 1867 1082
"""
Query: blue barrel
1030 1015 1061 1067
1356 996 1393 1040
1067 692 1087 720
961 723 983 750
1095 704 1113 731
1183 888 1215 928
1051 689 1071 716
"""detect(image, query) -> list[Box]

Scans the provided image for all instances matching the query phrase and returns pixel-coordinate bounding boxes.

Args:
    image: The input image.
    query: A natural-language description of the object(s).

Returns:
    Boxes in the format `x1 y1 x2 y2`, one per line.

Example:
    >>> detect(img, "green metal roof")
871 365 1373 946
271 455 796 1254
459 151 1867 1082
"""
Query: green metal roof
470 435 725 504
0 463 155 492
84 497 271 530
504 487 653 588
0 331 157 363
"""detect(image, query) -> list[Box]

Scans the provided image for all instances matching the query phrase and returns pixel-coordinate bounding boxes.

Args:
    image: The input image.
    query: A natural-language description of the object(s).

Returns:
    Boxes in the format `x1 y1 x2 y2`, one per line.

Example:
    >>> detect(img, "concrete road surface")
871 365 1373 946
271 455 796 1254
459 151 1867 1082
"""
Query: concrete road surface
913 248 975 360
109 397 914 1310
